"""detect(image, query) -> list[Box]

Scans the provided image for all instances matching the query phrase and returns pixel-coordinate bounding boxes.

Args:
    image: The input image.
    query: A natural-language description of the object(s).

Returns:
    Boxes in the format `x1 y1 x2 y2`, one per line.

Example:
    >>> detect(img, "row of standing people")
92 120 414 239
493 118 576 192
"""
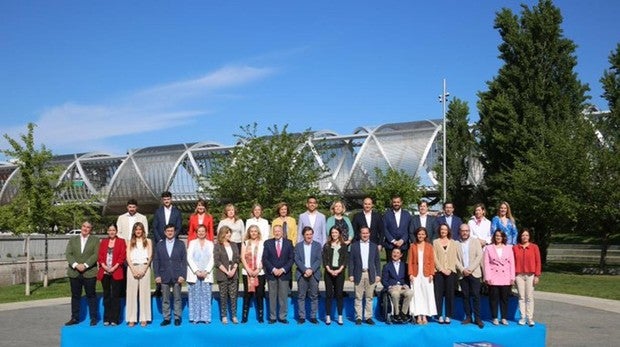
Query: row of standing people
66 193 537 328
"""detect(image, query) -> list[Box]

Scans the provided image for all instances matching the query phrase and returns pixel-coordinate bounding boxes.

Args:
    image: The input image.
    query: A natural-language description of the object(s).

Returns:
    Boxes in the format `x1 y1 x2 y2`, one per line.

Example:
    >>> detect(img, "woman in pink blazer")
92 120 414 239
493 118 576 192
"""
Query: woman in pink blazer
483 229 515 326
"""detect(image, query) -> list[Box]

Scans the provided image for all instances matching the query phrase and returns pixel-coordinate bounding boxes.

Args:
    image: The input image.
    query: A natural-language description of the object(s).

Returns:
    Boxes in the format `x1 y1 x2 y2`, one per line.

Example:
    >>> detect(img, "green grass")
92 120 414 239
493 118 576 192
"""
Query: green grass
535 263 620 300
551 233 620 245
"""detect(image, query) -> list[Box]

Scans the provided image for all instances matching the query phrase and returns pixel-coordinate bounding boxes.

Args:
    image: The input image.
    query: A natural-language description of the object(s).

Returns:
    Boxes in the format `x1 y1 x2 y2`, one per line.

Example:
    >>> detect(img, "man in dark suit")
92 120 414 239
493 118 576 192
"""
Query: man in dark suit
383 195 412 261
381 248 413 323
409 200 438 243
262 225 294 324
154 224 187 326
65 221 100 326
294 226 322 324
436 202 463 241
152 191 183 297
349 226 381 325
152 191 183 243
351 196 385 251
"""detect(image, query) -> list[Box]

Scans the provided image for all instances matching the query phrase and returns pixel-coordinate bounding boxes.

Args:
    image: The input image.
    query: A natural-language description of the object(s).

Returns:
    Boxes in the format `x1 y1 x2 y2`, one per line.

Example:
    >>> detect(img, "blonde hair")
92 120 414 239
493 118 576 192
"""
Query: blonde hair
217 225 232 245
222 203 239 221
497 201 515 223
244 224 262 241
330 200 346 215
130 222 148 249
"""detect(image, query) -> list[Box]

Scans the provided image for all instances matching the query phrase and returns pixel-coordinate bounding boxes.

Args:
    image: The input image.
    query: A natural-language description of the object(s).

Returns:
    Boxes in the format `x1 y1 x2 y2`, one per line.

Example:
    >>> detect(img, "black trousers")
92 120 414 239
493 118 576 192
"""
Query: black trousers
324 271 345 316
434 271 456 317
101 274 122 324
70 275 98 321
459 275 482 321
488 284 511 319
242 275 266 314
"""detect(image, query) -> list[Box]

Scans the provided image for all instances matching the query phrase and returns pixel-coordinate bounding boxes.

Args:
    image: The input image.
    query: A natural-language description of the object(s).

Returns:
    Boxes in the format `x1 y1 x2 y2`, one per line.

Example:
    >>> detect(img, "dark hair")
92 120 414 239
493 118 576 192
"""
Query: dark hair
418 200 428 207
302 226 314 235
443 201 454 208
415 227 428 243
107 223 118 230
307 196 318 203
518 228 532 244
437 223 452 239
328 226 344 244
127 199 138 206
164 223 176 231
391 194 402 200
161 191 172 198
493 229 507 245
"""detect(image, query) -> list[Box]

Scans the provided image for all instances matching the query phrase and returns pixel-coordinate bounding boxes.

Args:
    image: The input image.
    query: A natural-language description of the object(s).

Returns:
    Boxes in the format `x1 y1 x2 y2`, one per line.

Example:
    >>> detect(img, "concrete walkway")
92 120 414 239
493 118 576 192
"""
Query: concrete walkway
0 291 618 347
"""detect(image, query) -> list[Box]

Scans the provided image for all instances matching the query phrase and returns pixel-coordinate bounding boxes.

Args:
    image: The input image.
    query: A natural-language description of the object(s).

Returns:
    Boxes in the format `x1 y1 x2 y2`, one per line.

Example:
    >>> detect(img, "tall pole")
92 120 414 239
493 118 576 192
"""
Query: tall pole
440 79 449 203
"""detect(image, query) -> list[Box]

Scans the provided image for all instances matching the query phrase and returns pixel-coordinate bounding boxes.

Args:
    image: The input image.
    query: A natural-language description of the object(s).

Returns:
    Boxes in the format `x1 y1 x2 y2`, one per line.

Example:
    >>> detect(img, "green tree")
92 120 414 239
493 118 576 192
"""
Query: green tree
204 123 327 219
435 98 477 218
365 167 422 211
2 123 58 294
476 0 590 261
592 43 620 269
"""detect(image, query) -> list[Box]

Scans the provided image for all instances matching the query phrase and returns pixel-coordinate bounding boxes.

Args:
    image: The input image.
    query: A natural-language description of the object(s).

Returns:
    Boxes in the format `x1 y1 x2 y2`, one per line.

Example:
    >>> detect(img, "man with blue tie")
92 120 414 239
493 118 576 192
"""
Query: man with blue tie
436 202 463 241
381 248 413 323
383 195 412 262
263 225 294 324
294 226 322 324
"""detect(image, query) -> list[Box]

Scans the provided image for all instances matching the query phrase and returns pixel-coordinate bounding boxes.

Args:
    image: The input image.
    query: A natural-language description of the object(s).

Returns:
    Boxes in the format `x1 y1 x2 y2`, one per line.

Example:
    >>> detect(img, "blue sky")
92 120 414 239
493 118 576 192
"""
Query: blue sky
1 0 618 158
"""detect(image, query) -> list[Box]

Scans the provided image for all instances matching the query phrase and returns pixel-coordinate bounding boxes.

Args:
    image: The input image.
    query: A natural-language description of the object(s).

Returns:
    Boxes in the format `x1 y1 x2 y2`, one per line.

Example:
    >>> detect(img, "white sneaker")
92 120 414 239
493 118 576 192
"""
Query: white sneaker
528 319 535 327
518 318 526 325
492 318 499 325
501 319 509 325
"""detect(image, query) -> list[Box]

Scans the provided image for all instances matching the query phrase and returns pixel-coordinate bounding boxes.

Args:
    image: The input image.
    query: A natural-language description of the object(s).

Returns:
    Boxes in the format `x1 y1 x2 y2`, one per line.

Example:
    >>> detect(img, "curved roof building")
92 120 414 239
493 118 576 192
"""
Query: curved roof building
0 119 454 214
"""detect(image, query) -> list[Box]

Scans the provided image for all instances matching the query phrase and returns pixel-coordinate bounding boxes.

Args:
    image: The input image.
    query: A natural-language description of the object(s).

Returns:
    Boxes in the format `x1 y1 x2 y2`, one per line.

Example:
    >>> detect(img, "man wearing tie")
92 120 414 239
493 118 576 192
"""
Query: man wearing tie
349 226 381 325
294 226 322 324
64 221 100 326
262 225 294 324
381 248 414 323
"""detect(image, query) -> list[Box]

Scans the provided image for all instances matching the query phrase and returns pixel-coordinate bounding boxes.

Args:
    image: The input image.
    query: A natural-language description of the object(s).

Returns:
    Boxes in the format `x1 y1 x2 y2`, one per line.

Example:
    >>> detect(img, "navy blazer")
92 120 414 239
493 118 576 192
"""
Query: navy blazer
348 240 381 285
436 215 463 241
153 239 187 284
383 209 412 250
294 241 322 281
351 210 385 246
409 214 438 243
262 237 294 281
152 205 183 243
381 260 409 288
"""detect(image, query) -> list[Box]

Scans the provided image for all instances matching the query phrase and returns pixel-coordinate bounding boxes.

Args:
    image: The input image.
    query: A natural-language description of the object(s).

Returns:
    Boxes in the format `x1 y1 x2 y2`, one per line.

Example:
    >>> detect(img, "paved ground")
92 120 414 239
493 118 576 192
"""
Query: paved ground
1 291 618 347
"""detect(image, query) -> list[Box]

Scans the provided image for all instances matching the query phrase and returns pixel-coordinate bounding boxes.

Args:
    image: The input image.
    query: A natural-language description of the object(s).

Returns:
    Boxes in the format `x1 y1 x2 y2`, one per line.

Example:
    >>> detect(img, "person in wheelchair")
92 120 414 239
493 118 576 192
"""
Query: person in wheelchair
381 248 414 323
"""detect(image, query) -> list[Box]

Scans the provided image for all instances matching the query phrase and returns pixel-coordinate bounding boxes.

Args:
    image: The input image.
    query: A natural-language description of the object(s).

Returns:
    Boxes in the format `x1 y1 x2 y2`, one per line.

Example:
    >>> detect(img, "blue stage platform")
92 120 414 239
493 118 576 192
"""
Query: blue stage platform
61 294 546 347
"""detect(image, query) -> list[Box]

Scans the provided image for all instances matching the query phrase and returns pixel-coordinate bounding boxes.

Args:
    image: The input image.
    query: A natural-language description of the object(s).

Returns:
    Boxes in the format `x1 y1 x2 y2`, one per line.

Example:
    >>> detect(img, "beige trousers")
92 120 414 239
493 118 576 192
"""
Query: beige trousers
354 272 377 320
515 273 535 320
125 265 152 323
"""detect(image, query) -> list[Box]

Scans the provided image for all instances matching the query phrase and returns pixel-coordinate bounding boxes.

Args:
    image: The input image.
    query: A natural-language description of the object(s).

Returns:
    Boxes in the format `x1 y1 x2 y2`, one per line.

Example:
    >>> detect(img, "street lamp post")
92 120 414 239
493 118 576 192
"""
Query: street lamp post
438 79 449 204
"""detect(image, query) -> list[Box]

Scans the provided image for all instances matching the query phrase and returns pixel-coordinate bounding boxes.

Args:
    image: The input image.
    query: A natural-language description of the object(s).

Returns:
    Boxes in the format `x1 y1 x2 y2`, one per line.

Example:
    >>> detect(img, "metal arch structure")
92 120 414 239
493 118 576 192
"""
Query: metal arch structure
0 119 446 215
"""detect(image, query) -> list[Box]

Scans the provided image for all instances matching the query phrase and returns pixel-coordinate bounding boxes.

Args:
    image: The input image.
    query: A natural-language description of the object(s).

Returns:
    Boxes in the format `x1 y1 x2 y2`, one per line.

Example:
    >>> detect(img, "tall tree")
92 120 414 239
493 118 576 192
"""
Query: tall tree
477 0 590 261
2 123 57 294
436 98 477 218
204 123 327 219
592 43 620 269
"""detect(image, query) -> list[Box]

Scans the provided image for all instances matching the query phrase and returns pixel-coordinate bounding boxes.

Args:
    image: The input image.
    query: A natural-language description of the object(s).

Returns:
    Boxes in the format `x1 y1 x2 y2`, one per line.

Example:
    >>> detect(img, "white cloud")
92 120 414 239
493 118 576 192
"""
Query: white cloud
2 65 275 154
